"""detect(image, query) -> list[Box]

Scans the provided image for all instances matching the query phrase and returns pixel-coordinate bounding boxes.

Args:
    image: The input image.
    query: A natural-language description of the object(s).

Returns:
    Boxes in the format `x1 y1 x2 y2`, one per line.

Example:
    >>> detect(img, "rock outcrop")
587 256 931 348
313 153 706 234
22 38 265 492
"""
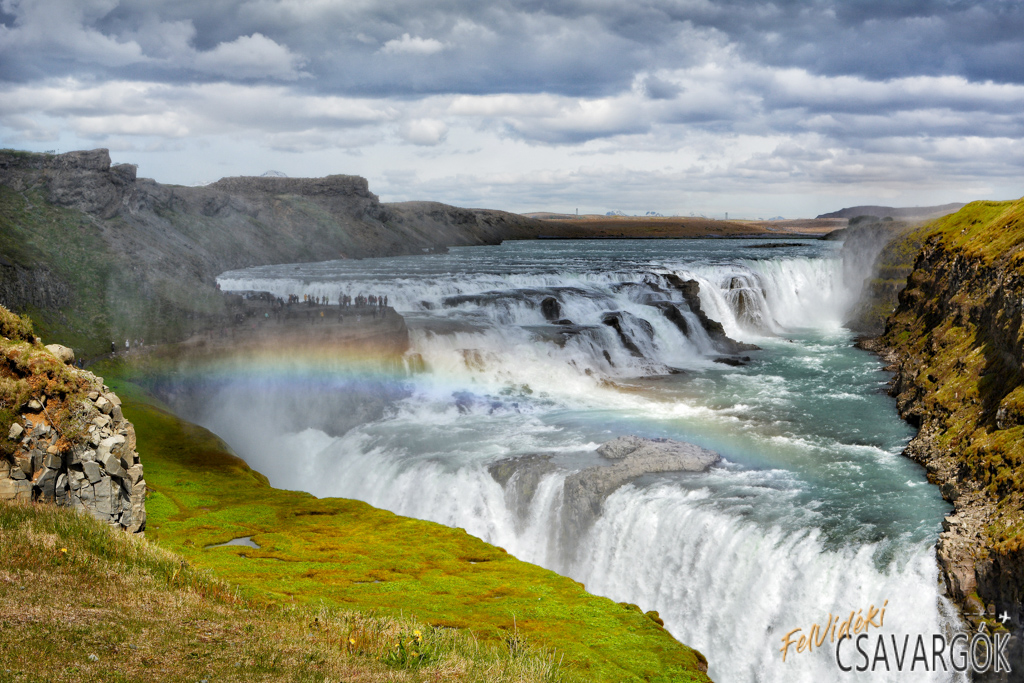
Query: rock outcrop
867 198 1024 635
661 274 759 355
0 306 144 531
564 436 719 539
486 436 719 543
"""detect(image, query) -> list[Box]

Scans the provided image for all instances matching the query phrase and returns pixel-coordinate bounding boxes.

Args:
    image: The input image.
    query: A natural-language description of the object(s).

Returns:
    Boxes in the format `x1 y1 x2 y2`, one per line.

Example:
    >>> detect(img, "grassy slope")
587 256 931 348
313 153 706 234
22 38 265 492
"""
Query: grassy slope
98 368 710 683
880 199 1024 547
0 499 569 683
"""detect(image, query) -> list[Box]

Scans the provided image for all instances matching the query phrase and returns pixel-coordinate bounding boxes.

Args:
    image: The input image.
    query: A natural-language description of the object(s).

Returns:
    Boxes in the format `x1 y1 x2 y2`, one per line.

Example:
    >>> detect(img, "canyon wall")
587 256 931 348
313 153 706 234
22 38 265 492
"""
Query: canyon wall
866 199 1024 632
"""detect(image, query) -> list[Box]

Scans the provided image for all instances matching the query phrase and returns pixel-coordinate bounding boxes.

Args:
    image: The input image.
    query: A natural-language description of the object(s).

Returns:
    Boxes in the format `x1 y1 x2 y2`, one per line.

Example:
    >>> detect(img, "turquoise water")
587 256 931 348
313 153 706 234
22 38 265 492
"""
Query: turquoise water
209 239 958 682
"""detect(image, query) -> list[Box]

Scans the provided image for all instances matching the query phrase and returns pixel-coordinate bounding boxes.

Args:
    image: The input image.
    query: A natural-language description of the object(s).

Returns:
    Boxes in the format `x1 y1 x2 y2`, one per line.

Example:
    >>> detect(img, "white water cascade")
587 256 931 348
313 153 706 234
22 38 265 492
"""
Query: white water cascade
204 239 962 682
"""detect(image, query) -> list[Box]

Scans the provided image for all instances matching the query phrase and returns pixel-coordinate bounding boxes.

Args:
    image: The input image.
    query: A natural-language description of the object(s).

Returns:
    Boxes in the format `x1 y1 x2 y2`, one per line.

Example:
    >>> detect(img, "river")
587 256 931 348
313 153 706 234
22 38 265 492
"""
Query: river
208 237 961 682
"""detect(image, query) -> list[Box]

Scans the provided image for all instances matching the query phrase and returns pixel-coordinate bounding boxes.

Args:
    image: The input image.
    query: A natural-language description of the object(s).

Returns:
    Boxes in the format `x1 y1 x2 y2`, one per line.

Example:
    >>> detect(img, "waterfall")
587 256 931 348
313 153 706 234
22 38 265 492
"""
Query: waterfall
195 240 961 682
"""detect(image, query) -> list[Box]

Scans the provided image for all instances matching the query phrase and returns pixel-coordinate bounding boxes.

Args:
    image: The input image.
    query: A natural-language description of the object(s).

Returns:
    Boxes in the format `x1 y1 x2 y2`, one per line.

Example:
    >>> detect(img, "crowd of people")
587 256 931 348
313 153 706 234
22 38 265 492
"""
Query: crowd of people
242 290 393 324
277 293 389 308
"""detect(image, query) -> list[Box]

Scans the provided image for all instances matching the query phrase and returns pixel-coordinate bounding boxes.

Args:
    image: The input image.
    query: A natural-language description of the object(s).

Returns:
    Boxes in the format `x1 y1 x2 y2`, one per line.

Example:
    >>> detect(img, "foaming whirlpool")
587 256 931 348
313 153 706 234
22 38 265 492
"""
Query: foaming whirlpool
202 239 962 682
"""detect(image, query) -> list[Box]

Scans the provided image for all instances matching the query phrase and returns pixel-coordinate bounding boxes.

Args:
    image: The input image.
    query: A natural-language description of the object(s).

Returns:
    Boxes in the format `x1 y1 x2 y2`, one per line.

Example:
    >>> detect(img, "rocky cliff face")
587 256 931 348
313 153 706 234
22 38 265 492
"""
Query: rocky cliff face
0 148 543 354
868 198 1024 632
0 306 145 531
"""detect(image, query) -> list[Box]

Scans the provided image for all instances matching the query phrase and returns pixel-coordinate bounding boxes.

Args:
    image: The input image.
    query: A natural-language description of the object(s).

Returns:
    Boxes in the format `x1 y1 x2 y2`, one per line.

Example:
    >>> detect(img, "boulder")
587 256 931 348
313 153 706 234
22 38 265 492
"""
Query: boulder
96 435 125 461
8 422 23 440
83 460 102 484
540 296 562 321
100 451 125 480
0 478 32 502
123 478 147 533
126 463 144 486
34 467 57 502
92 477 114 517
563 436 719 540
55 473 69 506
45 344 75 364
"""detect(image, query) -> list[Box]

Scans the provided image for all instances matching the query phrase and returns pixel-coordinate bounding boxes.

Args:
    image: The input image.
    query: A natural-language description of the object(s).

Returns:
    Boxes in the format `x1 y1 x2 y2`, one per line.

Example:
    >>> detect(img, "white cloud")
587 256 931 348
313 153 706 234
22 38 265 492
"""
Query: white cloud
399 119 448 146
3 19 1024 217
379 33 447 56
193 33 307 81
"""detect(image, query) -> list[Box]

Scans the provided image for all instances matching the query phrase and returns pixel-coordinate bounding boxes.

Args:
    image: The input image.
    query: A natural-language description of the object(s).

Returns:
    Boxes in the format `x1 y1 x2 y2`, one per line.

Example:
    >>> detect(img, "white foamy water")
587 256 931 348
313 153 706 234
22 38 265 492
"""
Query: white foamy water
198 239 963 682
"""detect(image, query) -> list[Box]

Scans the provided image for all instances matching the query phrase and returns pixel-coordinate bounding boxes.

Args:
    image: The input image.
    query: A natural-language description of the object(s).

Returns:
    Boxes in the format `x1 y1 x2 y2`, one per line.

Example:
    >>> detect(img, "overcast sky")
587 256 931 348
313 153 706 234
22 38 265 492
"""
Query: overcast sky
2 0 1023 217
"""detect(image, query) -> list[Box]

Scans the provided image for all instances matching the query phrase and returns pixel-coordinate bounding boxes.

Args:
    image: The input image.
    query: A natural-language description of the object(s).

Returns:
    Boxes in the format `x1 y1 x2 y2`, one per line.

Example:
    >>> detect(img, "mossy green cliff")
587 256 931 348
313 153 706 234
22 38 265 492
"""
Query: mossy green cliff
869 198 1024 628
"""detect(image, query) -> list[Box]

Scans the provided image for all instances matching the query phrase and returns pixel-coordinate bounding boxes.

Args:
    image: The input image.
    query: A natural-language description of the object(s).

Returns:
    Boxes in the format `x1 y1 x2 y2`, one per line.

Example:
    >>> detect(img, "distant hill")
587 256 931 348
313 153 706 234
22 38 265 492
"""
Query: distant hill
817 203 965 220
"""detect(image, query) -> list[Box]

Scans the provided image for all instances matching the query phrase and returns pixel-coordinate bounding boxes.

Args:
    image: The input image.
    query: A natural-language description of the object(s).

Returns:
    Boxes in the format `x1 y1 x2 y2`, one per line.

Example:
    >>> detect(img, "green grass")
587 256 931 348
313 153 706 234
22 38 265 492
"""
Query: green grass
0 499 571 683
94 365 710 683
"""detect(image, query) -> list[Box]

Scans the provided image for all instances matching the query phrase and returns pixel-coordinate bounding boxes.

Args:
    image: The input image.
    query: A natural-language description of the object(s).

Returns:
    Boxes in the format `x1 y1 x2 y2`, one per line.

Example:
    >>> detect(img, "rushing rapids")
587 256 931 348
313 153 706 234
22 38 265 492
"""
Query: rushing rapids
199 238 965 682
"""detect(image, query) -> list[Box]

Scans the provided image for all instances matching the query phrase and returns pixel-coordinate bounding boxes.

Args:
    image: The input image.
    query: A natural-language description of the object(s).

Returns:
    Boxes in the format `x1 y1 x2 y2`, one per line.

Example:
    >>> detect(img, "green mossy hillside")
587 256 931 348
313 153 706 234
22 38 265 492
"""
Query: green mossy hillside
852 226 930 331
880 198 1024 548
98 366 711 683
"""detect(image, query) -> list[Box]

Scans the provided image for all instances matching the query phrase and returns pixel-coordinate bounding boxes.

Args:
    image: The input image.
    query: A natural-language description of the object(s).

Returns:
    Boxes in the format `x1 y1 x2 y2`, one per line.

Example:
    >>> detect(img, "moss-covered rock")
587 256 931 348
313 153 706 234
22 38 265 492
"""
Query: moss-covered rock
874 197 1024 629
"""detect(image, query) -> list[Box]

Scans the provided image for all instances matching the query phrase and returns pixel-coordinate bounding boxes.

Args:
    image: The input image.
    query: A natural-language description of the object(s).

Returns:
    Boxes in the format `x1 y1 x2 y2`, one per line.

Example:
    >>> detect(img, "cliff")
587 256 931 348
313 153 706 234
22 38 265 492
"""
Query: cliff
866 199 1024 632
0 305 145 531
0 148 543 355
